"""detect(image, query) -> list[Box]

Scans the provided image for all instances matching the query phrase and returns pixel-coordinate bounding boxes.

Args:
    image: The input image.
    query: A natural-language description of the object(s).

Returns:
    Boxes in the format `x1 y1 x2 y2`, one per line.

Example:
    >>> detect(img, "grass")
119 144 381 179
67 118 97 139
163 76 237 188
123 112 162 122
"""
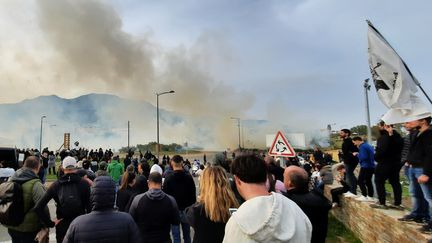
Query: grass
327 214 362 243
385 181 410 198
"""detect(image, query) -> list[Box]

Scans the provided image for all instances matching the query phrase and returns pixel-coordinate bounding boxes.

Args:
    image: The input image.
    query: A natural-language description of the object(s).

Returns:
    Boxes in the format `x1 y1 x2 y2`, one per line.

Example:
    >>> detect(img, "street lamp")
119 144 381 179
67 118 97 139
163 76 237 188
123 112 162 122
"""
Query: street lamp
156 90 175 163
230 117 241 150
49 124 57 149
40 116 46 152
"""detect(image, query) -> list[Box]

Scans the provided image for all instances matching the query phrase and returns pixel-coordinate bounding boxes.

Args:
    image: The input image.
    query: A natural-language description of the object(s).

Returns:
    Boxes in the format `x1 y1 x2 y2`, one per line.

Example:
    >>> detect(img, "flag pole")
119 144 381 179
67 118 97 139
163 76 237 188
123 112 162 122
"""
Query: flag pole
415 79 432 104
367 20 432 105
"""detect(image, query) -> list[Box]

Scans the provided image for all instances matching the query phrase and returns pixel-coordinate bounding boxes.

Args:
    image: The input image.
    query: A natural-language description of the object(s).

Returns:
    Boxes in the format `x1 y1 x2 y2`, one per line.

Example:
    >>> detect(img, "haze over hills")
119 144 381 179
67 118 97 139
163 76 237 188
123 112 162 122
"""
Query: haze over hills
0 93 183 150
0 93 329 151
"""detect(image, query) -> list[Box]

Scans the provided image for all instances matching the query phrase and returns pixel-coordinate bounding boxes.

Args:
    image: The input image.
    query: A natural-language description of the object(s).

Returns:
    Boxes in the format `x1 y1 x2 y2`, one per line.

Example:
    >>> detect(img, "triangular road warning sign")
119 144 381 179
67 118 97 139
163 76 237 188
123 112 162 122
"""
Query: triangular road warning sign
268 131 296 157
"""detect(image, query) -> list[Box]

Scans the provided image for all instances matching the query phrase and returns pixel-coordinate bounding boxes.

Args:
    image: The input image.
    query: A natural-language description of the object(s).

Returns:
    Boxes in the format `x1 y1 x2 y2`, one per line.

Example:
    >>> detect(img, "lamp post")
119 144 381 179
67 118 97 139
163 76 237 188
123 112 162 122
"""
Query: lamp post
364 79 372 144
49 124 57 149
156 90 175 162
230 117 241 150
39 116 46 152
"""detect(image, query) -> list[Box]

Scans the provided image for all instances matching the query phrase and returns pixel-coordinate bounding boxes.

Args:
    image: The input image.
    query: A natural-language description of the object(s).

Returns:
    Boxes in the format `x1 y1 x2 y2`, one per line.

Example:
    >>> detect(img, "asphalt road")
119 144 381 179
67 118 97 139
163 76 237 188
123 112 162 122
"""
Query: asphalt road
0 200 57 243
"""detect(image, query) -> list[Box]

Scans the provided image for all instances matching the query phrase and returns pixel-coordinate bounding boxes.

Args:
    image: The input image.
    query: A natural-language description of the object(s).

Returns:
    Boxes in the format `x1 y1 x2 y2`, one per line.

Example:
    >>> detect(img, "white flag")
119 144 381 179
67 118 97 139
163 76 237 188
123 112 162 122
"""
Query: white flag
367 20 431 124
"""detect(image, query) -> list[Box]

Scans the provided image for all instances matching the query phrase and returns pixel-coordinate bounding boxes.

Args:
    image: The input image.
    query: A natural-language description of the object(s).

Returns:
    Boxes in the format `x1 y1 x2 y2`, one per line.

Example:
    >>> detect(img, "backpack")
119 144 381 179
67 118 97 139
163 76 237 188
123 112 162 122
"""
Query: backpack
0 179 37 226
57 183 83 219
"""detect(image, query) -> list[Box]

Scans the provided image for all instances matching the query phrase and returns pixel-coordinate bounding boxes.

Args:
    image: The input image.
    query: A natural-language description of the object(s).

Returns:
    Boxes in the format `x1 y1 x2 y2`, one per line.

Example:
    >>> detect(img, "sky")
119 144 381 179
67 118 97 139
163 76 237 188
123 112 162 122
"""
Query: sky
1 0 432 147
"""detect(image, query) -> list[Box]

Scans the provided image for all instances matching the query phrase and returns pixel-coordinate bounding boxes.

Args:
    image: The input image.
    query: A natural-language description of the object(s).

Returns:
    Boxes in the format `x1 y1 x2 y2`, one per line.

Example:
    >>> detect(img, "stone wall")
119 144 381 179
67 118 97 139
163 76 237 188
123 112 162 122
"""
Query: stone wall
324 184 431 243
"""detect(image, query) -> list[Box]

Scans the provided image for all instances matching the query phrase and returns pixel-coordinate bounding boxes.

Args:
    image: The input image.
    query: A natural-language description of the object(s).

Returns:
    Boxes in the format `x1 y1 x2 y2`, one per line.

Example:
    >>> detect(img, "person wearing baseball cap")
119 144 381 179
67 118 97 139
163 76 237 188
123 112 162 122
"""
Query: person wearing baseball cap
34 156 91 242
62 156 77 170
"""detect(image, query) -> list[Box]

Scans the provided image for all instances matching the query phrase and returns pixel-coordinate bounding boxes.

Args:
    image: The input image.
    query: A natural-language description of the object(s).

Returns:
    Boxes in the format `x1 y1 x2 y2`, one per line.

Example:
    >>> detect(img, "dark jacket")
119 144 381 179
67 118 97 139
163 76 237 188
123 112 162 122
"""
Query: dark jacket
341 137 359 165
129 189 180 243
401 130 418 164
124 175 149 212
162 170 196 211
185 203 226 243
268 163 284 182
284 189 332 243
117 186 134 212
34 173 91 228
374 130 403 168
313 150 324 163
63 176 141 243
407 128 432 177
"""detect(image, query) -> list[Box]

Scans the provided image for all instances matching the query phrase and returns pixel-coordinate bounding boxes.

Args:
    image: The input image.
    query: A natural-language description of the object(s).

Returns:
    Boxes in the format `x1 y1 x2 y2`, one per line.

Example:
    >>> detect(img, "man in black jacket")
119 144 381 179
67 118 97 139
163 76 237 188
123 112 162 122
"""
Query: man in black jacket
63 176 141 243
130 172 180 243
339 129 359 195
163 155 196 243
398 125 428 223
34 156 91 243
401 116 432 233
283 166 332 243
370 121 403 210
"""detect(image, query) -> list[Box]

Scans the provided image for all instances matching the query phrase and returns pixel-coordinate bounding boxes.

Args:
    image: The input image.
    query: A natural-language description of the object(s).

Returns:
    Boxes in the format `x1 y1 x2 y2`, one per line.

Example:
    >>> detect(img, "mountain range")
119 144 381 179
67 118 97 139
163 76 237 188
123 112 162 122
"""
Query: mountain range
0 94 328 150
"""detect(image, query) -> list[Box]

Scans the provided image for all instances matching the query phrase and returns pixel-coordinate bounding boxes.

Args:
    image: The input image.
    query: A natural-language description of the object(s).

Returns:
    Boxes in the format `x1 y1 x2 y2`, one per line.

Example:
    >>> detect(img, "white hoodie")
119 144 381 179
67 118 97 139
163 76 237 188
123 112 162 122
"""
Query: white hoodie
223 192 312 243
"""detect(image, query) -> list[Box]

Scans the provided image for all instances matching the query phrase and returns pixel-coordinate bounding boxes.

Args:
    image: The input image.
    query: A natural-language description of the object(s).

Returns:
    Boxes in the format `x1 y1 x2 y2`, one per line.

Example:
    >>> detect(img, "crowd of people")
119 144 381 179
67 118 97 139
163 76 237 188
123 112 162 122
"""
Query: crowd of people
2 146 330 243
2 114 431 242
332 116 432 234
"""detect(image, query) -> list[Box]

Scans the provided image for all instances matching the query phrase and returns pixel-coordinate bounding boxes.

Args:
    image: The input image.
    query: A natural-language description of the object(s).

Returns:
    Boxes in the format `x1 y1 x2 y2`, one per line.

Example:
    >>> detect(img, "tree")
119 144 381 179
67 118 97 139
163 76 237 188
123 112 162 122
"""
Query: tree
350 125 368 136
120 142 184 154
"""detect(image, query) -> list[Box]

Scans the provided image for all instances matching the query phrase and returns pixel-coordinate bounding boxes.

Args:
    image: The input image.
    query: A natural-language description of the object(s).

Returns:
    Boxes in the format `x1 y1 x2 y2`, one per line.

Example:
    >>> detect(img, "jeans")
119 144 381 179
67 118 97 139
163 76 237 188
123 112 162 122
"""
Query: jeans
408 167 432 220
375 165 402 205
172 210 191 243
8 229 38 243
344 162 358 194
48 165 56 175
114 183 119 208
315 181 324 194
358 167 374 197
404 165 410 183
38 168 47 184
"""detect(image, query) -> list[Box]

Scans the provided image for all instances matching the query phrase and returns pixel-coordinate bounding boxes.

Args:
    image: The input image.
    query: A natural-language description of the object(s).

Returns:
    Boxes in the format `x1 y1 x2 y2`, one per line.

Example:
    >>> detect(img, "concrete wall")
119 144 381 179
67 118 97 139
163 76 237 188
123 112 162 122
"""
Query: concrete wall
324 184 431 243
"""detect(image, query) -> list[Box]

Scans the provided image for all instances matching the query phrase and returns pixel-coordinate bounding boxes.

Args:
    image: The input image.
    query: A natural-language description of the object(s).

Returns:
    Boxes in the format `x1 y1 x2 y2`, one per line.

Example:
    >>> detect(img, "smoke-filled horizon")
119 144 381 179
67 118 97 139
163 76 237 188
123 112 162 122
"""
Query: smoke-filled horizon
0 93 329 151
5 0 425 149
35 0 257 148
0 0 260 149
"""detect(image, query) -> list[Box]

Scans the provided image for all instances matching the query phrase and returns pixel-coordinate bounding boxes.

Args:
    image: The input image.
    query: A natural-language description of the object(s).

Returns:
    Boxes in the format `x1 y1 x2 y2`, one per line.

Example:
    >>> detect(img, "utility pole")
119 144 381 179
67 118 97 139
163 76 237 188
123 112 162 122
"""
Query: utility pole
127 120 130 149
156 90 175 162
39 116 46 152
242 125 245 148
230 117 241 150
364 79 372 144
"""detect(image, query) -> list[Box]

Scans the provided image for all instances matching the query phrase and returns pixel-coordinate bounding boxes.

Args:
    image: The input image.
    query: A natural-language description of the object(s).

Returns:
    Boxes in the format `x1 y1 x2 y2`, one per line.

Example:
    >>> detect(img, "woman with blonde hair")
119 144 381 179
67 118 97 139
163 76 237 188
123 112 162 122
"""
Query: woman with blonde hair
185 166 239 243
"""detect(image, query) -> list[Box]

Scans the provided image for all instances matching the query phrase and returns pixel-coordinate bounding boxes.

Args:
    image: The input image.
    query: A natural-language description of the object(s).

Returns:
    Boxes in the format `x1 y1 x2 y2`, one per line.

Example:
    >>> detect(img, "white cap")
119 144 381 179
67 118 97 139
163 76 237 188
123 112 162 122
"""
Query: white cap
62 156 77 169
150 164 163 175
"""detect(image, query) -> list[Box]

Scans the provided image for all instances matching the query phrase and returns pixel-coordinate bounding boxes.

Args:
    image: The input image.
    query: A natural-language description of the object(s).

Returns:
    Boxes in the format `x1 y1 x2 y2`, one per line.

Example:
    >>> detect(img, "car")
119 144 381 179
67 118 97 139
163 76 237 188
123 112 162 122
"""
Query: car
0 147 19 170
